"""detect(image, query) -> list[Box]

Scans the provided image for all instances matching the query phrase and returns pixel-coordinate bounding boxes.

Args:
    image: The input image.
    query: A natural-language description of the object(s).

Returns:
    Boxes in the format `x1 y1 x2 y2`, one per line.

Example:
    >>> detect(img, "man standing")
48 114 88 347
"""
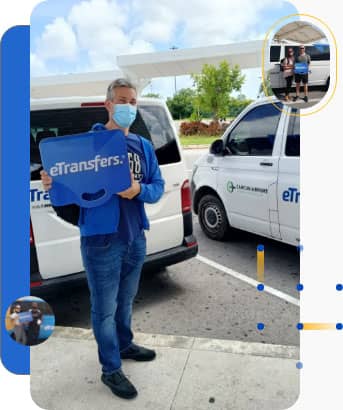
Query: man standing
281 47 295 101
9 304 27 345
27 302 43 345
41 78 165 400
293 45 311 103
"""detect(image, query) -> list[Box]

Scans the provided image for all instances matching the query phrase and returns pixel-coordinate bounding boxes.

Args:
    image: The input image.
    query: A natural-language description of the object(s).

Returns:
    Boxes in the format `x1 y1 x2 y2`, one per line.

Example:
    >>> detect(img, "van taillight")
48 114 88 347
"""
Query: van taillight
181 180 192 213
30 220 35 245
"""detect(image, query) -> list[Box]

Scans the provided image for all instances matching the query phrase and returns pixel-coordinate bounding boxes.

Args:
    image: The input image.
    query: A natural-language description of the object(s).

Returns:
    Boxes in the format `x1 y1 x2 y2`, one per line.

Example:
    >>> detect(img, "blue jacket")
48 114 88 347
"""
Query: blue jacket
79 131 165 236
53 129 165 236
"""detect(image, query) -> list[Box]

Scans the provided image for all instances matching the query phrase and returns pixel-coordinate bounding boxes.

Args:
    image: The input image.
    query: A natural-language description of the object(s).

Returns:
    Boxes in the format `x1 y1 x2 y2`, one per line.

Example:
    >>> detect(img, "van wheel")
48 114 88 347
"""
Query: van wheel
198 195 231 241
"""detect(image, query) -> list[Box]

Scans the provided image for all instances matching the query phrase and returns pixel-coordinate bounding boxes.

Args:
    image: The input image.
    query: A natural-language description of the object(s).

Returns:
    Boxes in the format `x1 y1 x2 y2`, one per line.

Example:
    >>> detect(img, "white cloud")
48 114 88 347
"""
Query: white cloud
31 0 290 93
35 17 78 61
67 0 155 70
30 53 48 76
129 0 279 47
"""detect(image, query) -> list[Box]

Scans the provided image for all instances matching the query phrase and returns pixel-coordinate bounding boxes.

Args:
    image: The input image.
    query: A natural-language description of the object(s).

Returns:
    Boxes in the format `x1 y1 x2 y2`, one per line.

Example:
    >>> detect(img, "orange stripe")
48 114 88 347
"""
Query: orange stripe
302 323 336 330
257 251 264 282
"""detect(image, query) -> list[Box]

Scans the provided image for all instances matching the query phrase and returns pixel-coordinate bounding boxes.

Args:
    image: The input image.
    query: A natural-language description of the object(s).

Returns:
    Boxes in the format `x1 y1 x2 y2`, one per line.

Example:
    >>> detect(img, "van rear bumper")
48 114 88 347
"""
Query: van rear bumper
31 237 198 295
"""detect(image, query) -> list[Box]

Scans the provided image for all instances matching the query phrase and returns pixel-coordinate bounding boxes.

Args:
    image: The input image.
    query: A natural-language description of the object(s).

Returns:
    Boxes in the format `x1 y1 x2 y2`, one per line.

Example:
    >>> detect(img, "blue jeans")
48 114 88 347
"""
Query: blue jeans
80 231 146 375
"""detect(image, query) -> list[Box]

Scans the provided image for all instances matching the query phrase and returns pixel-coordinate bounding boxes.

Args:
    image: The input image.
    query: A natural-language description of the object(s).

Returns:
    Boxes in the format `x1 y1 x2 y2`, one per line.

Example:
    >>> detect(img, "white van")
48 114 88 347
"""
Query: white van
269 43 330 91
30 96 198 292
191 97 299 246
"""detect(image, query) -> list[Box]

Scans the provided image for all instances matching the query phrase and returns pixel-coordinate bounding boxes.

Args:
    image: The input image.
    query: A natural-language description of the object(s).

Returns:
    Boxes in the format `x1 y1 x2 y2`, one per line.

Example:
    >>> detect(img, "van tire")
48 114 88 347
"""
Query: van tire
198 195 231 241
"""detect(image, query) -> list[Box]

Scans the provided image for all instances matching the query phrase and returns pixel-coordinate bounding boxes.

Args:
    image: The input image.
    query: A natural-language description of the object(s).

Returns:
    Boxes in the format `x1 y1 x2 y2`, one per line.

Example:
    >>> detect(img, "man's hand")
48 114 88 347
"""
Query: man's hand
40 170 53 191
118 172 141 200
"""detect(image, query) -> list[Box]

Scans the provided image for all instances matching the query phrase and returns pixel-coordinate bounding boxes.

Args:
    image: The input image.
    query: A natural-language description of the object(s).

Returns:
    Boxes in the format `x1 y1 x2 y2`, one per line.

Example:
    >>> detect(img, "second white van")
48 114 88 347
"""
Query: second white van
269 43 330 91
191 97 300 246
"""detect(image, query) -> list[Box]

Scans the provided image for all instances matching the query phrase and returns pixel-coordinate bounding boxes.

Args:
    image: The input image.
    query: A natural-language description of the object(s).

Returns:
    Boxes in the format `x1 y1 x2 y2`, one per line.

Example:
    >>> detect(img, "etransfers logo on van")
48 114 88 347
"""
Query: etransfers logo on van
49 154 125 177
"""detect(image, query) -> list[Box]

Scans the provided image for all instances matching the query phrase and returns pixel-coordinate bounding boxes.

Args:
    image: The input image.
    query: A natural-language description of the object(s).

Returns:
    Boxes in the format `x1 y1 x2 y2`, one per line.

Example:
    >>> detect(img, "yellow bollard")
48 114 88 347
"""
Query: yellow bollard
257 244 264 283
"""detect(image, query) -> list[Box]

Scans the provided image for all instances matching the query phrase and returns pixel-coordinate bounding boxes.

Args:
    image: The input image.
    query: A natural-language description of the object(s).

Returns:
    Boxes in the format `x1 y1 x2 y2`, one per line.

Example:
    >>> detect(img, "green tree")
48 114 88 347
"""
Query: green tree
258 72 273 97
142 92 162 98
166 88 196 120
227 94 253 118
191 61 245 121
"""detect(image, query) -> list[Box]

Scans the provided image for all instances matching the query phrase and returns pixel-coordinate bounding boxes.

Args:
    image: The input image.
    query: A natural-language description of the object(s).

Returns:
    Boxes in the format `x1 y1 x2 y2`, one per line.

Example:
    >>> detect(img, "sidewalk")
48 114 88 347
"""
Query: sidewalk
30 327 299 410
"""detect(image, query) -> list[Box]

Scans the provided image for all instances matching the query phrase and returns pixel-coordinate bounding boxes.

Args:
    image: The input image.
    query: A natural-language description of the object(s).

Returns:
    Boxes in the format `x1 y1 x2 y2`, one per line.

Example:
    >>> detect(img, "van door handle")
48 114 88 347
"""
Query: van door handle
260 161 273 167
211 167 219 171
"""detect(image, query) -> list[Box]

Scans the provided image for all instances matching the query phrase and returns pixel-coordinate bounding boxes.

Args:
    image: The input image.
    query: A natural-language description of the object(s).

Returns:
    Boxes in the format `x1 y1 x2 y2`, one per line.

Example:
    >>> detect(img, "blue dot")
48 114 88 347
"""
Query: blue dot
296 361 303 369
257 284 264 291
297 323 303 330
257 323 265 331
257 244 264 252
296 283 304 291
336 323 343 330
297 244 304 252
336 284 343 291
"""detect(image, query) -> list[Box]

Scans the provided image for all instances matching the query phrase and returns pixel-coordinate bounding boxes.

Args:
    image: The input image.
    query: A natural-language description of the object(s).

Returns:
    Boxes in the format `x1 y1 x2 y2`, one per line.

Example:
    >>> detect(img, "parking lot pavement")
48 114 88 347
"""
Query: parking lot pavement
192 216 300 299
273 88 326 109
31 328 299 410
183 148 208 179
44 214 299 347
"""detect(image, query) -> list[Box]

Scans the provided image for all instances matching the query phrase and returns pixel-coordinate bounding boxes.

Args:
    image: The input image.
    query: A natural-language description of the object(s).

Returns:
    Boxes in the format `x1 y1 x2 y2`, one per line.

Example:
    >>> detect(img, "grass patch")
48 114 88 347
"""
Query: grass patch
180 134 219 146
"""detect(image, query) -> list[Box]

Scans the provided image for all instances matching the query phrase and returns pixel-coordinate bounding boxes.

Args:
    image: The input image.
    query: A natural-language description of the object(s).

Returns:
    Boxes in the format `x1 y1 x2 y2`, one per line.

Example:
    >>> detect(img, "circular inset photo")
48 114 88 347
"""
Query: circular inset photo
5 296 55 346
267 21 330 109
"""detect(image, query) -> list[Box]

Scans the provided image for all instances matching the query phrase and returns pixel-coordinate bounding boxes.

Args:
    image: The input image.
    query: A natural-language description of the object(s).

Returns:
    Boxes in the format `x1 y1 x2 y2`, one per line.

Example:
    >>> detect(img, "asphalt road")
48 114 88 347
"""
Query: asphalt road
44 214 300 347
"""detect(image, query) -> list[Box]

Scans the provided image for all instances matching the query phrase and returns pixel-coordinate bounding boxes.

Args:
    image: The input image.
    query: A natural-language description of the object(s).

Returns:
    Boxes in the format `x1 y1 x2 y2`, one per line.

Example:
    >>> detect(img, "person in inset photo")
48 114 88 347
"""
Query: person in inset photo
9 304 27 345
27 302 43 346
293 45 311 102
281 47 295 101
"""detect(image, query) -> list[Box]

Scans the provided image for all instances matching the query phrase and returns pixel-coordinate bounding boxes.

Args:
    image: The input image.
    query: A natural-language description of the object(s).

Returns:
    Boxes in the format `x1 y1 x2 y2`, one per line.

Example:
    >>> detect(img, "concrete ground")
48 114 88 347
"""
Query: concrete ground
272 87 327 109
42 213 299 347
30 327 300 410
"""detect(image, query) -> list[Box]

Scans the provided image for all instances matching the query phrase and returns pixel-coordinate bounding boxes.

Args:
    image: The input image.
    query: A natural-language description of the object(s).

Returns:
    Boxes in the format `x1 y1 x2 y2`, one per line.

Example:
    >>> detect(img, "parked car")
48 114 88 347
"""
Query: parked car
269 43 330 91
30 96 198 292
191 97 299 246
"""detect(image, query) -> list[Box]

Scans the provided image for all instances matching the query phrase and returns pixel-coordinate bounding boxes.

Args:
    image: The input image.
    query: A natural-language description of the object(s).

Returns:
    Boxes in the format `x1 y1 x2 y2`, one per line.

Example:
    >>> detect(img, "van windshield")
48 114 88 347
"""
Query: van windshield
30 104 181 179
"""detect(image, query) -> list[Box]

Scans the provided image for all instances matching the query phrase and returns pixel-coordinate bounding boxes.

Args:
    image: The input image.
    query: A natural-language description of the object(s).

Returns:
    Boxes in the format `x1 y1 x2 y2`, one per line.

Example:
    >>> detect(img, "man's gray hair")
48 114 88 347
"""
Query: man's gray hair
106 78 137 101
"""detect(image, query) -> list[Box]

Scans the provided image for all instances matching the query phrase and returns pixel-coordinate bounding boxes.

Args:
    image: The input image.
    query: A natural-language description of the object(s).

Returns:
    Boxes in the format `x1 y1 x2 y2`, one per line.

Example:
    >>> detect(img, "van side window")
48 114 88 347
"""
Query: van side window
285 44 330 61
137 105 181 165
285 111 300 157
30 104 179 181
226 103 282 156
270 46 281 62
306 44 330 61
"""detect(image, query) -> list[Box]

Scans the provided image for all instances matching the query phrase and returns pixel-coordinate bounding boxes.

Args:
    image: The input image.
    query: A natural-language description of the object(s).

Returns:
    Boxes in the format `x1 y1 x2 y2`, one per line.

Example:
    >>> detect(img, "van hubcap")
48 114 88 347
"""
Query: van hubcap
204 206 222 229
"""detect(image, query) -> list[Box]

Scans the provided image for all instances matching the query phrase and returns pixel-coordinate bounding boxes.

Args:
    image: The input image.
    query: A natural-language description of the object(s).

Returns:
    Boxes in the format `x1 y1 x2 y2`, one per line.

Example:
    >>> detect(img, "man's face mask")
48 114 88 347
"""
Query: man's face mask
112 103 137 129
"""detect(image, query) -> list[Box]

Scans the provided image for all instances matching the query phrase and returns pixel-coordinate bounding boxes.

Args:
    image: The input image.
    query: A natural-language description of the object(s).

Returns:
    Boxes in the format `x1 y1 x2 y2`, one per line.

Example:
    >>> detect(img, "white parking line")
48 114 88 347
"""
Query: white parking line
196 254 300 307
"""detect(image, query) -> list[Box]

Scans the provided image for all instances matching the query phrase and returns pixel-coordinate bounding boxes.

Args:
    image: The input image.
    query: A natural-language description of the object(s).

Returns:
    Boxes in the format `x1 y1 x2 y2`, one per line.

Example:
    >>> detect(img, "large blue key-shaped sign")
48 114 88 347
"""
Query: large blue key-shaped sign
294 62 309 75
39 129 131 208
18 311 33 323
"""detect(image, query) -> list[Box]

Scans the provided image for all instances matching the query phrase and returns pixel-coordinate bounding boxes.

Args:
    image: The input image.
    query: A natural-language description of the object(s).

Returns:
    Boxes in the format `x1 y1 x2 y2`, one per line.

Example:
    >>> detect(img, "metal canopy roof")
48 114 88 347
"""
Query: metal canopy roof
273 21 325 44
31 40 263 98
117 40 263 80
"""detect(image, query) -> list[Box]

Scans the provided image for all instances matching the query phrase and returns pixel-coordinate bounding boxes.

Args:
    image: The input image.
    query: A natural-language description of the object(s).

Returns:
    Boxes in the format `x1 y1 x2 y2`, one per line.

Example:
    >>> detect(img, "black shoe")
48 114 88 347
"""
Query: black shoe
304 96 308 103
293 96 298 102
121 343 156 362
101 369 137 399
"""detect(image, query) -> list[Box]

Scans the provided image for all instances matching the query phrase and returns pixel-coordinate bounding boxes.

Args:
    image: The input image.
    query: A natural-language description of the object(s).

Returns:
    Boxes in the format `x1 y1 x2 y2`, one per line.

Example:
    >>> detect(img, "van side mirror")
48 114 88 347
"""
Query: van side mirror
210 139 224 155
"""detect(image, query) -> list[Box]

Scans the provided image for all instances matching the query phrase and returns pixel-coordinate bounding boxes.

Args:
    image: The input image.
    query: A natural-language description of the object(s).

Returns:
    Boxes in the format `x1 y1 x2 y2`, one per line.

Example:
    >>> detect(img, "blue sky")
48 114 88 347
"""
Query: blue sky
31 0 298 99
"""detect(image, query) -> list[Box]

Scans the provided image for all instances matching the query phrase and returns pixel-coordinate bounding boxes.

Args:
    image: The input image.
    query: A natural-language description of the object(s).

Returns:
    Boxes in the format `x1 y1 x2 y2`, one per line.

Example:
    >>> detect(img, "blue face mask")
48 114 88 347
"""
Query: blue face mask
112 103 137 129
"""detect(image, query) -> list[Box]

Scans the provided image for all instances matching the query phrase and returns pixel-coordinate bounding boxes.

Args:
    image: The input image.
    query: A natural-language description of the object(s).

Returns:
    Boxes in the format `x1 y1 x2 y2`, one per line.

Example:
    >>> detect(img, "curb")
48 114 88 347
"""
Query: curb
52 326 299 360
182 145 210 150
